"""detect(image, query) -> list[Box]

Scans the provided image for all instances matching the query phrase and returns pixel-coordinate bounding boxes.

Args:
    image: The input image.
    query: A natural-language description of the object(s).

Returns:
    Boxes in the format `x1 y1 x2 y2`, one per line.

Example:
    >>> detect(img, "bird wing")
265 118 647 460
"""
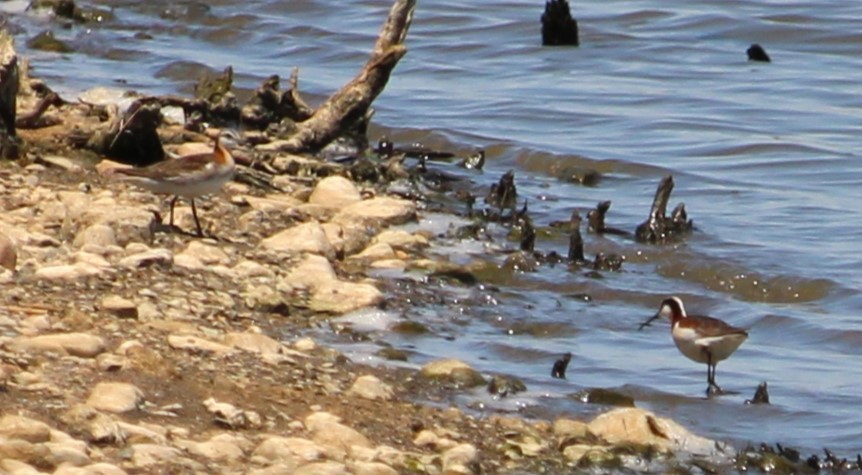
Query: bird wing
113 154 215 183
689 314 748 339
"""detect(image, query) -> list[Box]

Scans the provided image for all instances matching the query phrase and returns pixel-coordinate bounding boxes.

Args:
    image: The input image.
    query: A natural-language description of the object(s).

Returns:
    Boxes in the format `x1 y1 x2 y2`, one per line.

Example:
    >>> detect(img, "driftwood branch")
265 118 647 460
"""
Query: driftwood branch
277 0 416 153
40 0 415 165
287 67 313 119
16 91 64 129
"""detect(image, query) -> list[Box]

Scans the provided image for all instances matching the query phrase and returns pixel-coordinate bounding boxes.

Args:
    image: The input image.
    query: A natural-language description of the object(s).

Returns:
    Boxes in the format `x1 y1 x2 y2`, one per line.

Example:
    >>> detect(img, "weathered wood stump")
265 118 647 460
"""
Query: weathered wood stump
0 30 19 158
541 0 579 46
635 175 694 243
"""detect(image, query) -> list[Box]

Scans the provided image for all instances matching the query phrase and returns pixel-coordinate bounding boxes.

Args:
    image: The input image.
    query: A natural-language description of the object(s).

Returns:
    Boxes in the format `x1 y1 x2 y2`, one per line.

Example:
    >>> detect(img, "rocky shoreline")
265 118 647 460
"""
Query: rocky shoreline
0 36 842 475
5 114 842 473
0 107 745 475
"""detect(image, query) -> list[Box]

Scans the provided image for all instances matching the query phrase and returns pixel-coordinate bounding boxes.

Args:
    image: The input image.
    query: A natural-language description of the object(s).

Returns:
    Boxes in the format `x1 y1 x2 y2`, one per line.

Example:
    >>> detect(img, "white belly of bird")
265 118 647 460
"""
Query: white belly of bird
672 325 747 364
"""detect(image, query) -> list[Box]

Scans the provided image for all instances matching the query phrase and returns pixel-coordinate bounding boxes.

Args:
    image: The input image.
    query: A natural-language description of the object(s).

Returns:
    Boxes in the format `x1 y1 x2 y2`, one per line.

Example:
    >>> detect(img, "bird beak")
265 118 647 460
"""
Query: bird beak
638 312 661 331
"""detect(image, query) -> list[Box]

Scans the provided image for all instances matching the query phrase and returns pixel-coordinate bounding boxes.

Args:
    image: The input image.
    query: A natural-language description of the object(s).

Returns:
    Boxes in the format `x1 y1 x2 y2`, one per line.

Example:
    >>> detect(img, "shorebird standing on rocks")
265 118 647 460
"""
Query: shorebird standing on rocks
640 296 749 396
111 133 236 237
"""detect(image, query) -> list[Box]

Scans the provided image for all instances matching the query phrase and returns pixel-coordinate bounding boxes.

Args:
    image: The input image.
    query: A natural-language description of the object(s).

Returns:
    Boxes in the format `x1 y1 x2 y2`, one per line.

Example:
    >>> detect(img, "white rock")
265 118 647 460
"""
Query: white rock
305 412 371 460
53 463 128 475
168 335 233 354
119 248 173 269
73 251 112 269
178 241 230 265
552 418 590 439
35 263 105 281
6 333 106 357
173 254 204 271
261 221 335 259
279 254 337 290
111 421 165 445
373 229 428 251
252 436 324 465
0 415 51 443
296 202 339 222
23 230 60 247
369 259 407 270
0 459 40 474
246 463 301 475
202 398 262 430
178 433 248 462
38 155 83 172
587 407 716 454
352 461 399 475
60 404 125 445
86 382 144 413
419 359 485 387
81 203 155 246
130 443 183 467
73 224 117 249
309 281 383 315
413 430 440 448
333 196 417 227
321 221 372 256
223 332 281 355
348 243 396 263
442 443 478 472
293 338 316 352
293 461 349 475
308 176 362 209
233 260 275 279
374 446 409 468
100 295 138 319
44 440 91 466
347 375 393 401
348 445 377 462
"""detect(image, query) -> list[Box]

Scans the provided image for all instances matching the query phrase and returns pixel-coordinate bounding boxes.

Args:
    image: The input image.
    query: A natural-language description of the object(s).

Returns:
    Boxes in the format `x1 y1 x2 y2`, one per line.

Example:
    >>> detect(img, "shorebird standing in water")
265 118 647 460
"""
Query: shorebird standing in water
112 134 236 237
640 296 749 396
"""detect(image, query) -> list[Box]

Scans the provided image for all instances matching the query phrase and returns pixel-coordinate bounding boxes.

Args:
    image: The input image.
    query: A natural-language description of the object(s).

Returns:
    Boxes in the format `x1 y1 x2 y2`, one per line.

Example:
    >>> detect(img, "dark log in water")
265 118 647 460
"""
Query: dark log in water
486 169 518 212
747 44 771 63
541 0 579 46
587 200 631 236
635 175 693 243
745 381 770 404
568 211 586 263
520 215 536 252
551 352 572 379
592 252 623 271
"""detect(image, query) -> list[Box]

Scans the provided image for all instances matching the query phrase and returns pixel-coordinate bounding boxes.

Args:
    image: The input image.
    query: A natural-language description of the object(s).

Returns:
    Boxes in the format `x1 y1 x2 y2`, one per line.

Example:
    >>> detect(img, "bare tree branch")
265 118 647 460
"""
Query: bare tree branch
277 0 417 154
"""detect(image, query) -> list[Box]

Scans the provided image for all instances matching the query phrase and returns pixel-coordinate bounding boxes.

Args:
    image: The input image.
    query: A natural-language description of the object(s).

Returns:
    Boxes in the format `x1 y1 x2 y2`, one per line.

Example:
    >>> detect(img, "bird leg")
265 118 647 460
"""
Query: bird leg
706 353 724 396
169 196 179 227
190 198 204 237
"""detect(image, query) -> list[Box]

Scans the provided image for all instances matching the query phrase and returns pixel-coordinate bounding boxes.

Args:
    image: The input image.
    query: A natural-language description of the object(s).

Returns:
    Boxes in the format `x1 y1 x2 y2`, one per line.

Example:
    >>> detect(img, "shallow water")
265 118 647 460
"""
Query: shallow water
8 0 862 455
